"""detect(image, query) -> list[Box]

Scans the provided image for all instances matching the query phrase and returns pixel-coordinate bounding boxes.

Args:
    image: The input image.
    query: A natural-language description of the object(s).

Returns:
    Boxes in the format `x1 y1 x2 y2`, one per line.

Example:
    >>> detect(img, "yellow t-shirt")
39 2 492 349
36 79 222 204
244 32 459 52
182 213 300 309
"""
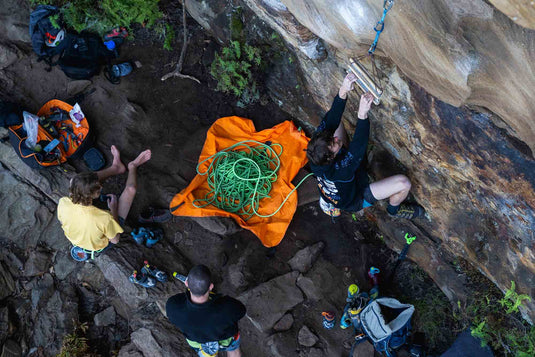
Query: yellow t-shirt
57 197 124 251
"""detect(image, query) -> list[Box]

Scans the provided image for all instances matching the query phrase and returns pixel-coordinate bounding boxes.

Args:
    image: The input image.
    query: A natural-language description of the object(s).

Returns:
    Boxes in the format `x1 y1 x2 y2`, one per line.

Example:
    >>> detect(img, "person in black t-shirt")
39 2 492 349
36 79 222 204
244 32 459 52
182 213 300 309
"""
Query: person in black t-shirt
307 73 424 219
166 265 246 357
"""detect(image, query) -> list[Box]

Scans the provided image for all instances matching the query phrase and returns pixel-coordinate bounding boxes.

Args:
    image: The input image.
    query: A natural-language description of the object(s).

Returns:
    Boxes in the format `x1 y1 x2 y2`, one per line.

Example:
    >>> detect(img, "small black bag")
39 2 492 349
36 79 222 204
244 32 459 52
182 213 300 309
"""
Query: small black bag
58 33 112 80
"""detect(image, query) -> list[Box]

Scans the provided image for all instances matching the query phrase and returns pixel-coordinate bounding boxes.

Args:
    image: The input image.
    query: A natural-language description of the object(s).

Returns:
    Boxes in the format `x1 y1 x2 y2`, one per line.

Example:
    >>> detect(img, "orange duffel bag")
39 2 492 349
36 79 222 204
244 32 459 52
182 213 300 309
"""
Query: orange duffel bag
8 100 92 169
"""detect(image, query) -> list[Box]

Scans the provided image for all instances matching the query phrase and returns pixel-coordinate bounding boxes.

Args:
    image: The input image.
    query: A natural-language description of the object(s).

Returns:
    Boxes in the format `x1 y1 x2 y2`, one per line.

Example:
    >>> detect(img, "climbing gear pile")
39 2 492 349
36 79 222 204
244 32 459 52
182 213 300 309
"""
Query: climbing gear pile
192 140 313 220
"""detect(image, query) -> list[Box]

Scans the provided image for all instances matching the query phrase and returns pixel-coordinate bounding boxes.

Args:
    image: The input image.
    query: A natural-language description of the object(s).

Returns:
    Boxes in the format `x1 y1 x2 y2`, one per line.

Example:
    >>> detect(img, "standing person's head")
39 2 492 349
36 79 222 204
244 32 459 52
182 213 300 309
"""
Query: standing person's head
69 172 101 206
185 265 213 297
306 131 342 166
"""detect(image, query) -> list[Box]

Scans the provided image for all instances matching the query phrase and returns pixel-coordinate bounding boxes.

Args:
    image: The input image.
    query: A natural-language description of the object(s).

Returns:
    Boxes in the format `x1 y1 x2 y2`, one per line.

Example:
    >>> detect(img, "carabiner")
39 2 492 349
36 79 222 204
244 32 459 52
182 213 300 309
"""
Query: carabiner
384 0 394 11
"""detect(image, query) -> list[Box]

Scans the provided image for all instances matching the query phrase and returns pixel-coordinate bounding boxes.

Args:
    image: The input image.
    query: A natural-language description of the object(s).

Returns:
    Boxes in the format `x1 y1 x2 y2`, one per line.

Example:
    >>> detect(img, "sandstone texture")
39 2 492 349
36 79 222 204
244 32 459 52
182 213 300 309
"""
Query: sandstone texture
185 0 535 320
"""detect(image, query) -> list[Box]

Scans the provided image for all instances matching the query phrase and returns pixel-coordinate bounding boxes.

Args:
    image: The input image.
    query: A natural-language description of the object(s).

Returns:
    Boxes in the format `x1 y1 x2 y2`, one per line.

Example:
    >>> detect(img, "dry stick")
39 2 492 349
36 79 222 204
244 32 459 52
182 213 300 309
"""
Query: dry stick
161 0 201 83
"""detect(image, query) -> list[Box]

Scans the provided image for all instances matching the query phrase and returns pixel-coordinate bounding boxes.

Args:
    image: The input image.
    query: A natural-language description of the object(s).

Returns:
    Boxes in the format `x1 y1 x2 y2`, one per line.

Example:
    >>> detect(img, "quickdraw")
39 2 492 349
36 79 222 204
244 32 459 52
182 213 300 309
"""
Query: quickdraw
368 0 395 55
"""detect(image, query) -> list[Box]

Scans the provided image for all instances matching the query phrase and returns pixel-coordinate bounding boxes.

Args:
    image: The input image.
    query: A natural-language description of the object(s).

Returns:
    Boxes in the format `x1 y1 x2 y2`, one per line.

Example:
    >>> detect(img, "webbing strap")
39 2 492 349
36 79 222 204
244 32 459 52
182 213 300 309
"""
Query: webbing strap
368 0 394 55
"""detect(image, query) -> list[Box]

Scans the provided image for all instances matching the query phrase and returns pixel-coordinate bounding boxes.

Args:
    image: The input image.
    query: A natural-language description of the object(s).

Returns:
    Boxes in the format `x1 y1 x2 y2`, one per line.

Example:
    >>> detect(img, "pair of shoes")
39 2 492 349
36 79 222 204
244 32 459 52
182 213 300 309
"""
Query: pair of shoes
141 260 168 282
129 270 156 288
131 227 163 248
103 26 128 47
138 207 173 223
389 203 425 220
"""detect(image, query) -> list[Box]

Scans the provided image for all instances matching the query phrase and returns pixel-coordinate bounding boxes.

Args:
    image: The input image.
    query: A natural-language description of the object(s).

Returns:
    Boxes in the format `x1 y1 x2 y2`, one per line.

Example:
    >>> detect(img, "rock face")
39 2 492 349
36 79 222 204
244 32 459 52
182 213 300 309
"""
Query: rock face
185 0 535 319
288 242 324 273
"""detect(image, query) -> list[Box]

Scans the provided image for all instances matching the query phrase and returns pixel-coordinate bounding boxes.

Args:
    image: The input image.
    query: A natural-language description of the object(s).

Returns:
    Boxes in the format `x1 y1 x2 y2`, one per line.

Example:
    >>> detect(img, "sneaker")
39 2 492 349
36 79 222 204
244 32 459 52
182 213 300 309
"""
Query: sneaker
129 270 156 288
141 260 168 282
389 204 425 220
138 207 173 223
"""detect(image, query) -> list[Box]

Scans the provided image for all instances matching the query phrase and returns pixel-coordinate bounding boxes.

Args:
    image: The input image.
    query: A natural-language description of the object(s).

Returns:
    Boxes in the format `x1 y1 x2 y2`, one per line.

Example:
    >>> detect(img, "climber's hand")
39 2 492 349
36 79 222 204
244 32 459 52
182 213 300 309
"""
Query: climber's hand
339 73 357 99
358 92 374 119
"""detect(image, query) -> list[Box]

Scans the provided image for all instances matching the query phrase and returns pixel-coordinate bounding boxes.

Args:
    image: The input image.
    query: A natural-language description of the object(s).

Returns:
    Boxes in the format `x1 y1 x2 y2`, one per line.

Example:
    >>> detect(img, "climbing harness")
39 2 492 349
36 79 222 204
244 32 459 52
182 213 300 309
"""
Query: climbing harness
192 140 314 220
348 0 395 105
368 0 395 55
70 245 106 261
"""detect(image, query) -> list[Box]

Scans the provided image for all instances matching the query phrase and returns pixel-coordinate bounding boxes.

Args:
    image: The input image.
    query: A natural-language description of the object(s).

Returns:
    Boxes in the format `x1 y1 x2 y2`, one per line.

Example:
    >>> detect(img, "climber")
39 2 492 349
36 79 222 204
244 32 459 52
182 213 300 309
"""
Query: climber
57 145 152 261
166 265 246 357
306 73 424 219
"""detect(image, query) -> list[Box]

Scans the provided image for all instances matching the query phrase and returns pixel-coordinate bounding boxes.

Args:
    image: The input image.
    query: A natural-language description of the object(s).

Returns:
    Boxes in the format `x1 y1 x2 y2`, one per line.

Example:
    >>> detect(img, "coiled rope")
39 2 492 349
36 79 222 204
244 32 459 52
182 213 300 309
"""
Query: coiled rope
192 140 313 220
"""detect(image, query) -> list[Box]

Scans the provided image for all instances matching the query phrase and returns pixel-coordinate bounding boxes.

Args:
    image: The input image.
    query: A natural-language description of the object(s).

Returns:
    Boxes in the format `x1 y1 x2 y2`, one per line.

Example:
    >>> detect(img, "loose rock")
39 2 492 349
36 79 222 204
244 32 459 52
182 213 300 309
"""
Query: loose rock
288 242 324 273
298 325 319 347
94 306 116 327
273 313 294 332
296 275 322 301
131 328 163 357
238 271 303 332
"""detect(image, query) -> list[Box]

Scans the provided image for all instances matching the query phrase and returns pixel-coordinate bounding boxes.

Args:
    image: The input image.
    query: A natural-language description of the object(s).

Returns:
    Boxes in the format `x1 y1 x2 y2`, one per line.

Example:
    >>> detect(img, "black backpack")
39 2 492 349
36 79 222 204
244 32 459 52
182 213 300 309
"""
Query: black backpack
58 33 111 80
29 5 66 59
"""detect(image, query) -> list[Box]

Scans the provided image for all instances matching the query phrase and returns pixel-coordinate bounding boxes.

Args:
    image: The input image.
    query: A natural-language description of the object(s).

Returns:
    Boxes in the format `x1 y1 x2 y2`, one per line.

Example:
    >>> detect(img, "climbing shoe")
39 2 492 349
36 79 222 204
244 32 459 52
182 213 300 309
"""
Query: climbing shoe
104 62 133 85
131 228 147 245
388 203 425 220
145 228 163 248
129 270 156 288
138 207 172 223
103 27 128 47
141 260 168 282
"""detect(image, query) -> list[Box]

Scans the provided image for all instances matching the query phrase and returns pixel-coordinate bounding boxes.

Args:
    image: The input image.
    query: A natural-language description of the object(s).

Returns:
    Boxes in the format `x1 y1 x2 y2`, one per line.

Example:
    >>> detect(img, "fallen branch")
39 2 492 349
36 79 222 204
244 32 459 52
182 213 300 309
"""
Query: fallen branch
161 0 200 83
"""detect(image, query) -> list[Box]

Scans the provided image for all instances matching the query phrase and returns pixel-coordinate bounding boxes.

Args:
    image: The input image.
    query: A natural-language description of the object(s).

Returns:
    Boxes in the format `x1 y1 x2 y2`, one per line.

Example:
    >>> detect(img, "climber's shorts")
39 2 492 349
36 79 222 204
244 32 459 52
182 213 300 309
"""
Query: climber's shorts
187 332 241 357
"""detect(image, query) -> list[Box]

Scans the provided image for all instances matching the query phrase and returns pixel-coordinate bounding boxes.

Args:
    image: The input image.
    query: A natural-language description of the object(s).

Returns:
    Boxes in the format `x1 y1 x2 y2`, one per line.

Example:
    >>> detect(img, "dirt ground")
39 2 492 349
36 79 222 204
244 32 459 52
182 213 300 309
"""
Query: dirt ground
3 14 457 356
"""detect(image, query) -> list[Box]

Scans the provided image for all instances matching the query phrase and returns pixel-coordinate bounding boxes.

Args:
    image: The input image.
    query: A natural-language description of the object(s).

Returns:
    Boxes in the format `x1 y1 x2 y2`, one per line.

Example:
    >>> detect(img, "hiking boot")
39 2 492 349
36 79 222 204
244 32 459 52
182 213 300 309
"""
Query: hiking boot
389 203 425 220
129 270 156 288
138 207 173 223
141 260 168 282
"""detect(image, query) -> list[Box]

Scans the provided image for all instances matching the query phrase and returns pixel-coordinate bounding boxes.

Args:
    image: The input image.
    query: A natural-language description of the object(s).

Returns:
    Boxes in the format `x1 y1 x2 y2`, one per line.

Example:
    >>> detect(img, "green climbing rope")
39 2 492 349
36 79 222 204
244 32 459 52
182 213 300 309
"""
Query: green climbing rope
192 140 313 220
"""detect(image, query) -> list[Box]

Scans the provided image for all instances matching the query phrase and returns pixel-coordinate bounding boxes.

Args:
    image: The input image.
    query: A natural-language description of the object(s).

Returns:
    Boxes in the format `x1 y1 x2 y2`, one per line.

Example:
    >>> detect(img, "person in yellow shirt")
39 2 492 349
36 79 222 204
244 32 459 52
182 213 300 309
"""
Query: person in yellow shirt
57 145 151 260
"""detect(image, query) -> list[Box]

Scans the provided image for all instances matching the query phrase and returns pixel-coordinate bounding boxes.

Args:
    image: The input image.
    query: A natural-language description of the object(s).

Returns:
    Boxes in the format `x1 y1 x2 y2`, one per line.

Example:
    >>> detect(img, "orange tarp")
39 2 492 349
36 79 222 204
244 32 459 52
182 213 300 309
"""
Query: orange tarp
169 116 310 247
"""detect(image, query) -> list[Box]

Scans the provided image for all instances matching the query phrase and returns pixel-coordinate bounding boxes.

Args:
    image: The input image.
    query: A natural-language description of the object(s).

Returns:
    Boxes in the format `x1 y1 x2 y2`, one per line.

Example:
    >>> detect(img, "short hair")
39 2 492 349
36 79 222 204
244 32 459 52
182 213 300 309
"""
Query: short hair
69 172 101 206
187 265 212 296
306 130 335 166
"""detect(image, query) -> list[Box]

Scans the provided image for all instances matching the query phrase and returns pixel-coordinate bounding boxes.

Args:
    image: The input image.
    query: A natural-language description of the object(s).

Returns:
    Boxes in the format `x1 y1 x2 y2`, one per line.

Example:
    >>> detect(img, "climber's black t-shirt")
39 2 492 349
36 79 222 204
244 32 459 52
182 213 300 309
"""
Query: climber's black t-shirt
166 292 246 343
310 95 371 210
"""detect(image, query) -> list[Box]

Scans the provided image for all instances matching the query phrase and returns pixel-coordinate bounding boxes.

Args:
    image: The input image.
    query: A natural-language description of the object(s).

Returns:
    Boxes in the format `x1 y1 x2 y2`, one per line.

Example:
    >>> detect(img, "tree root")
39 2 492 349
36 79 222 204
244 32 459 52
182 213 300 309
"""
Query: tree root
161 0 200 84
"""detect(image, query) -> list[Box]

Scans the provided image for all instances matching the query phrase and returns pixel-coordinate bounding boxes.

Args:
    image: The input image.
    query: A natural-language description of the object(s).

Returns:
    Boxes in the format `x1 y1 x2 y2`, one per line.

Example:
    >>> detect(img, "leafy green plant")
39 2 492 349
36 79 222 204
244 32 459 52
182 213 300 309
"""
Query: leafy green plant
31 0 163 35
452 280 534 356
210 41 262 107
155 23 175 51
58 322 100 357
499 281 531 314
